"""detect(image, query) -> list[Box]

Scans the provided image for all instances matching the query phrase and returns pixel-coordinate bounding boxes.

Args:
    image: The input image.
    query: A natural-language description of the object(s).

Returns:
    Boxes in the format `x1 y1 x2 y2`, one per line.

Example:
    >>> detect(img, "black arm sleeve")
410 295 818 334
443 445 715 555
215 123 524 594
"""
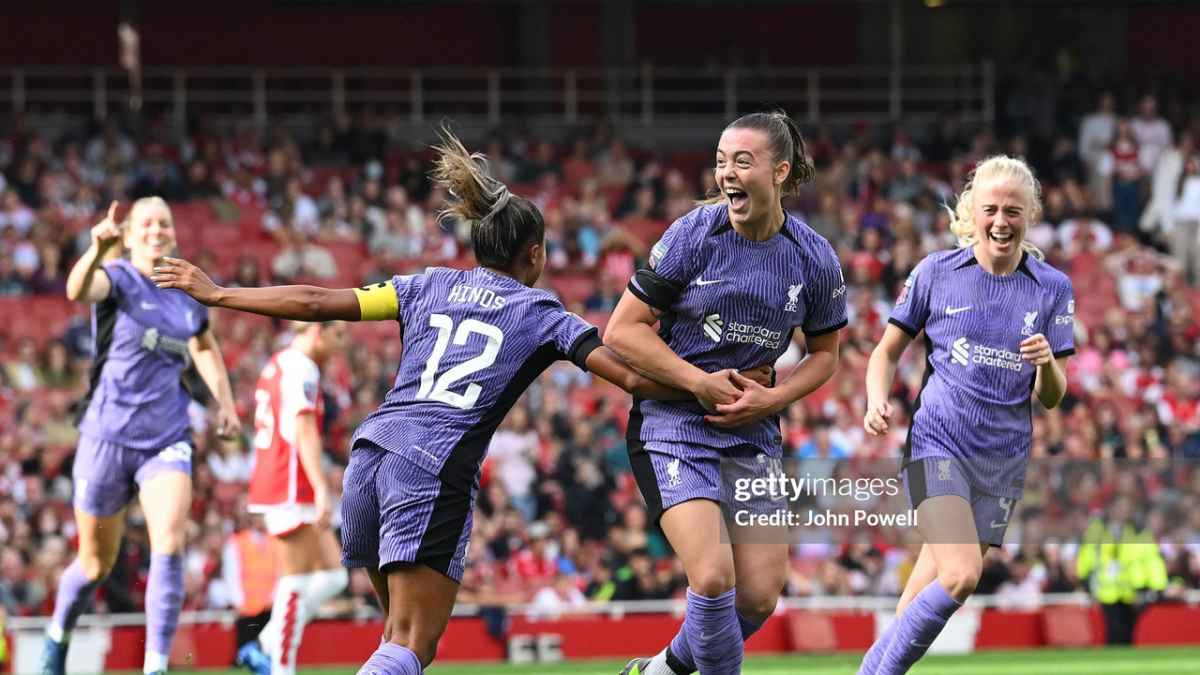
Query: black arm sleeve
566 328 603 371
627 268 683 312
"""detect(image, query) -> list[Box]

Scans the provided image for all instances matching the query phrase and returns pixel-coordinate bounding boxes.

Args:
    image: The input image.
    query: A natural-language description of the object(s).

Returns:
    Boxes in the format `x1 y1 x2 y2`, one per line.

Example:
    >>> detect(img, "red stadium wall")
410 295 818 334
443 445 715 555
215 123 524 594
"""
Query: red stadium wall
10 605 1200 671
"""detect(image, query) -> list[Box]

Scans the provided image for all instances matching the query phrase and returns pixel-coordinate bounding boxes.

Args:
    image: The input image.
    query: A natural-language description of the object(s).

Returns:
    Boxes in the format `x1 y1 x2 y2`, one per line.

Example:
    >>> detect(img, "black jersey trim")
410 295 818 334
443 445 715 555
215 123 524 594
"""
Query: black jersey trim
887 317 919 339
411 472 472 580
74 295 120 424
414 341 563 575
1051 347 1076 360
628 268 683 312
902 332 937 464
628 438 666 525
442 342 560 494
803 318 848 338
905 461 929 506
567 328 602 371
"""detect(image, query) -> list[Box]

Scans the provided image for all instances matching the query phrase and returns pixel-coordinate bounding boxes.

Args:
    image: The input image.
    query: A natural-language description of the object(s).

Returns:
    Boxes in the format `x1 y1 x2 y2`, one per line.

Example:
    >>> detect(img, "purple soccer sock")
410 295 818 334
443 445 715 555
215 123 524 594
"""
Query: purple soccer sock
875 581 961 675
682 588 742 675
356 642 423 675
857 613 901 675
144 553 185 660
669 609 764 673
48 560 101 639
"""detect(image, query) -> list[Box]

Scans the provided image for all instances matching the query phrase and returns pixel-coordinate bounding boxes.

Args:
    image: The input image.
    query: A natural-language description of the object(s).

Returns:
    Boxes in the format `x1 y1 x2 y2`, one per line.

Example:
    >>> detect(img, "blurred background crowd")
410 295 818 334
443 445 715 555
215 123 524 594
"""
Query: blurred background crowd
1 89 1199 623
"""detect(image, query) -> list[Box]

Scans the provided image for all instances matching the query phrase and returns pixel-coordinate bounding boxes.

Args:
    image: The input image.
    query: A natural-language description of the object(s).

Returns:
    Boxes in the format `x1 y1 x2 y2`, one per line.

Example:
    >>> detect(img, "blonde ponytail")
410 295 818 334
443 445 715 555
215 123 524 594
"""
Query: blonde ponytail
945 155 1044 261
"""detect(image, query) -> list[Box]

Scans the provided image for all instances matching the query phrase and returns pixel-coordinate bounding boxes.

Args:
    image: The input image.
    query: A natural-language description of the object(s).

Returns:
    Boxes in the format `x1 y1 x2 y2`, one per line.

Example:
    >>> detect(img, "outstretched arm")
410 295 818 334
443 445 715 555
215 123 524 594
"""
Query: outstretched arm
152 257 363 321
584 346 774 402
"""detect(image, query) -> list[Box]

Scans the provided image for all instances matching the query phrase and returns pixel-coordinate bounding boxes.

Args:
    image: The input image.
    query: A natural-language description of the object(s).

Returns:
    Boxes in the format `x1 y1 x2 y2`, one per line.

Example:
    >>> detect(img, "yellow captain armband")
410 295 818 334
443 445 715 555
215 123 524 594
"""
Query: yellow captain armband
354 281 399 321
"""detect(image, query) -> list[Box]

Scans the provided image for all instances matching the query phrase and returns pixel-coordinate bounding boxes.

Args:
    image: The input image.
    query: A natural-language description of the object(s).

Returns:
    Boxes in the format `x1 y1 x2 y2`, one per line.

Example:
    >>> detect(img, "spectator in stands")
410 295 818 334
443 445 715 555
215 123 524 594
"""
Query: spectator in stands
528 572 587 620
230 256 264 288
1132 95 1173 177
794 417 850 460
0 252 25 295
1080 92 1113 201
1107 119 1145 235
38 341 79 391
181 160 221 201
131 146 183 201
0 190 35 236
595 139 634 189
1170 150 1200 284
487 408 540 523
270 229 337 281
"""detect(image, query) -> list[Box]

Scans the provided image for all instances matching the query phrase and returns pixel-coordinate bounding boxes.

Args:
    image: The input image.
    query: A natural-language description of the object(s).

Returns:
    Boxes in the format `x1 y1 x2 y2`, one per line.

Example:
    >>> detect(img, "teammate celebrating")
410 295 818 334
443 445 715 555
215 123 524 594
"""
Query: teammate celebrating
607 111 847 675
150 128 770 675
856 156 1074 674
239 321 350 675
45 198 239 675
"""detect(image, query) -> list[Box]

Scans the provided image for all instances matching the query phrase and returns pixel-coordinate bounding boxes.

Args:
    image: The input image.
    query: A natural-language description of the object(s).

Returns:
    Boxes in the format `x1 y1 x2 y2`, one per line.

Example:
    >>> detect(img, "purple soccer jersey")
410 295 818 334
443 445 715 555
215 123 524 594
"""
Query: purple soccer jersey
889 248 1076 499
351 266 600 482
342 266 601 579
627 203 848 456
78 258 210 449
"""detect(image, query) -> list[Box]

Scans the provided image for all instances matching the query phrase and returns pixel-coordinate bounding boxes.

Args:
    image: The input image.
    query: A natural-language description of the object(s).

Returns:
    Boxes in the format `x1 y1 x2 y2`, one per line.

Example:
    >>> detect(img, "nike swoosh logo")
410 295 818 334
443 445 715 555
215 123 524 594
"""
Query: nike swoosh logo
990 521 1007 529
141 302 158 310
695 278 722 286
945 306 972 315
910 639 930 648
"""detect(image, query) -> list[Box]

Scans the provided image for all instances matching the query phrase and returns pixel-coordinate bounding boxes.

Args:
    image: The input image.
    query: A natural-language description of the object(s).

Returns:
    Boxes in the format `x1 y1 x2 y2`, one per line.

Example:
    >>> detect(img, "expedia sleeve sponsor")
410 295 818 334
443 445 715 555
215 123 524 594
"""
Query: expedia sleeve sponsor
1047 275 1077 359
800 239 848 337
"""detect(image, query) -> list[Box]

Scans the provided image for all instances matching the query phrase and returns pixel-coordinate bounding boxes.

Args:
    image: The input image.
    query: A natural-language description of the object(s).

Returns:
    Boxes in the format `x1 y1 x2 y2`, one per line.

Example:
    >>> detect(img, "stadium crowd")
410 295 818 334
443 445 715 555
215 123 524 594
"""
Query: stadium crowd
1 94 1199 624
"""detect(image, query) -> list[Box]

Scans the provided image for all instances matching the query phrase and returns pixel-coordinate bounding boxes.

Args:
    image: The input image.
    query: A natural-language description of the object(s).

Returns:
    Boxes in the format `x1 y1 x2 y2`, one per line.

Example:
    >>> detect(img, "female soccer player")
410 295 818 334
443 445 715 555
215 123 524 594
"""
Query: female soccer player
856 155 1074 674
606 111 848 675
45 197 240 675
150 128 770 675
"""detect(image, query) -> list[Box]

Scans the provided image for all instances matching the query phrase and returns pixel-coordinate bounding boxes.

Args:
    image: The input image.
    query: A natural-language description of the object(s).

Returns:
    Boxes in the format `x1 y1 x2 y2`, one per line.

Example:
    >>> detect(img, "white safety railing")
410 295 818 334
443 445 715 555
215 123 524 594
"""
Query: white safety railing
0 64 993 135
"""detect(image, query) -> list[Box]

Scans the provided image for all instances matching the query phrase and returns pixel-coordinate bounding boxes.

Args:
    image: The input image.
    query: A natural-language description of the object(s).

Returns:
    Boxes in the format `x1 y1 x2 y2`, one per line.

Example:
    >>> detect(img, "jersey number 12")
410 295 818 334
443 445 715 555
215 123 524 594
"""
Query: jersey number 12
416 313 504 409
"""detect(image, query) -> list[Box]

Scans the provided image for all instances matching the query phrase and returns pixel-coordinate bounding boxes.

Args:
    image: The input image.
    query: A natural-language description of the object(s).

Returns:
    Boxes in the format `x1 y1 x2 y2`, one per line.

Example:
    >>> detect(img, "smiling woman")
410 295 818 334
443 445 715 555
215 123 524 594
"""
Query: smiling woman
707 111 816 241
605 110 847 675
856 155 1074 674
48 197 240 675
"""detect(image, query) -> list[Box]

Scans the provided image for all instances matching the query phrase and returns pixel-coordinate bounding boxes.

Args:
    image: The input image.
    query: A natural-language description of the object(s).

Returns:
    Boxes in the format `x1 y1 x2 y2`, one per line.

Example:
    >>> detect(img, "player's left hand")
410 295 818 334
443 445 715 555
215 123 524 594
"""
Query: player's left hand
215 406 242 439
705 372 780 429
1019 333 1053 366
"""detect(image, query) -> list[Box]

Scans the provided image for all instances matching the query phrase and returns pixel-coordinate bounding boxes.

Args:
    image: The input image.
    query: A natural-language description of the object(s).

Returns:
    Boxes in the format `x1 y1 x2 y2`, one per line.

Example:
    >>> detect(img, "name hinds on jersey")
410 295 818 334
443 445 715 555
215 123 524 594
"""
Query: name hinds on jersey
447 283 506 309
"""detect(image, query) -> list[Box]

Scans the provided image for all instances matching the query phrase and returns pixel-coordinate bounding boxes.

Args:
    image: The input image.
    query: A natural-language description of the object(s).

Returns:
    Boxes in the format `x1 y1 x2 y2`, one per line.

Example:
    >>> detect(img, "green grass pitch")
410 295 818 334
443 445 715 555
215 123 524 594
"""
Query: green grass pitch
148 646 1200 674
